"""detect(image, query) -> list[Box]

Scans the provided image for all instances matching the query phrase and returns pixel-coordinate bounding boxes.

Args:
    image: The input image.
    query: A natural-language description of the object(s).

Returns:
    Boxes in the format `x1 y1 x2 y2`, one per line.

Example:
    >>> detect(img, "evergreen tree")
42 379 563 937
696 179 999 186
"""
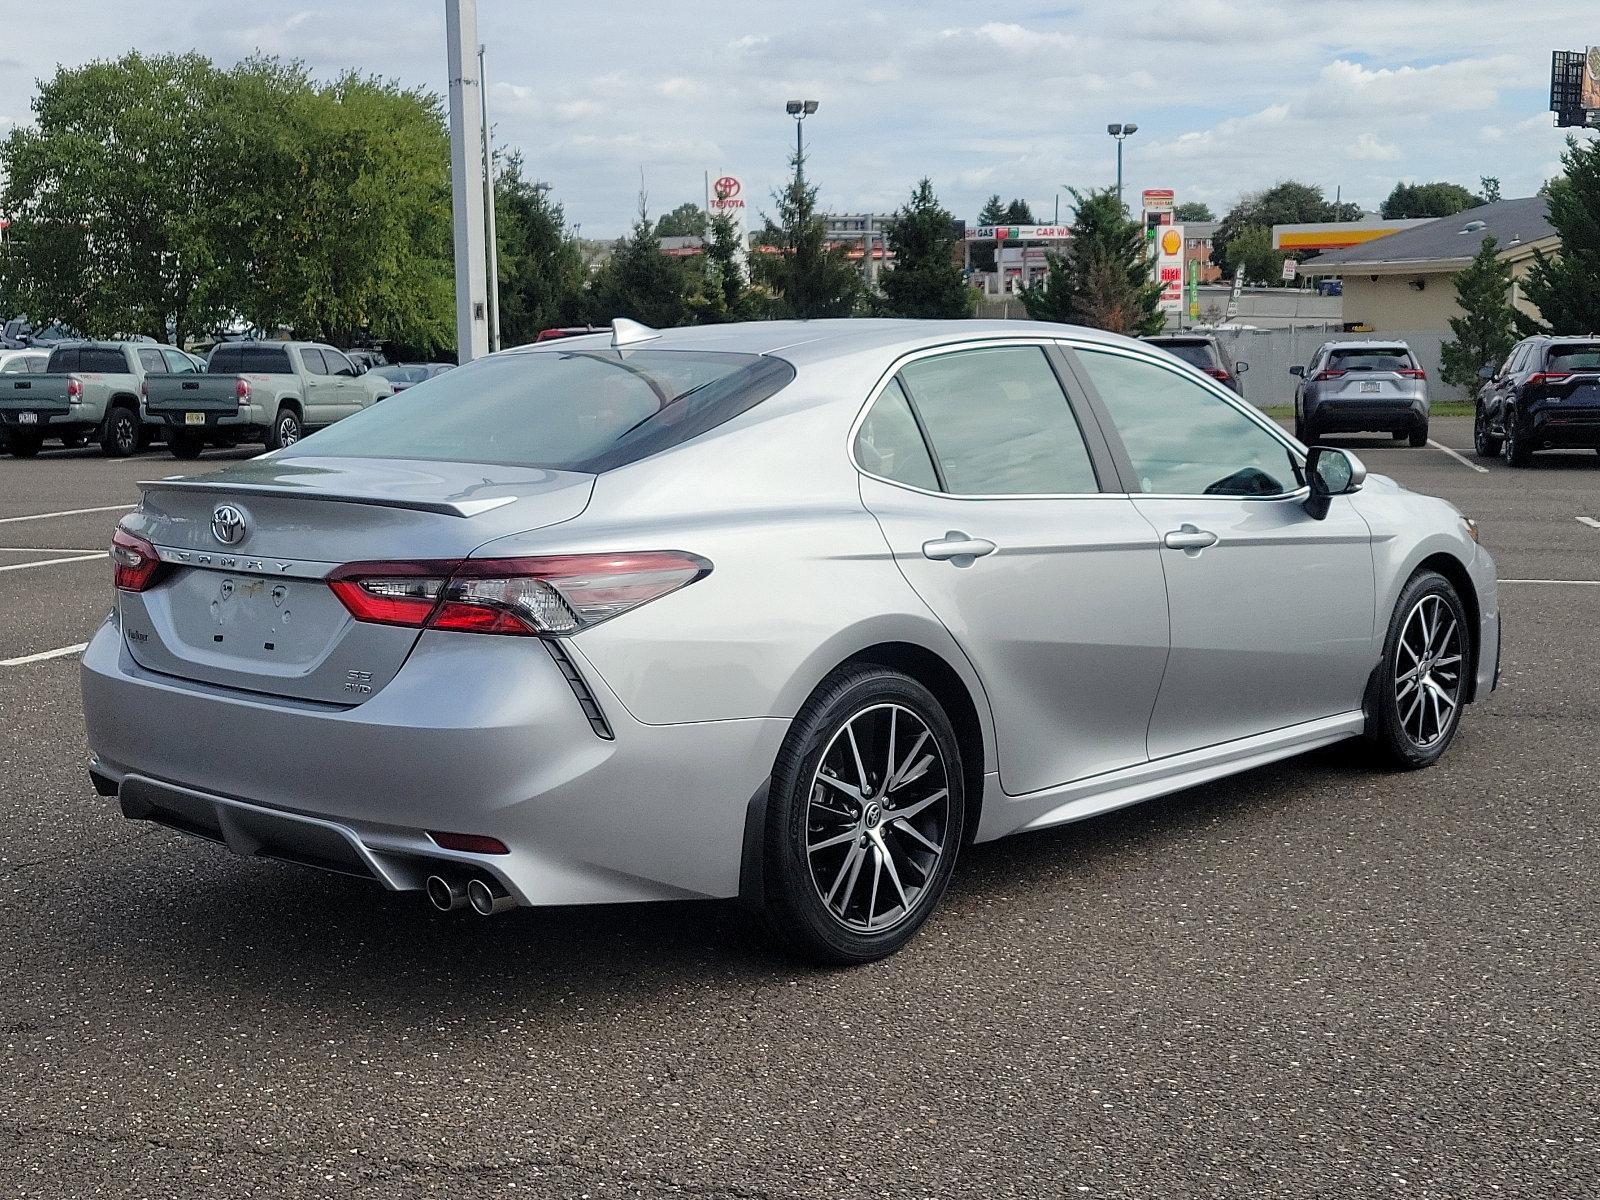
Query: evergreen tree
1020 187 1162 335
1479 175 1502 204
1440 235 1518 389
977 194 1007 225
1002 198 1036 224
753 148 861 319
585 196 696 328
494 152 587 345
1519 135 1600 335
700 210 753 321
881 179 973 319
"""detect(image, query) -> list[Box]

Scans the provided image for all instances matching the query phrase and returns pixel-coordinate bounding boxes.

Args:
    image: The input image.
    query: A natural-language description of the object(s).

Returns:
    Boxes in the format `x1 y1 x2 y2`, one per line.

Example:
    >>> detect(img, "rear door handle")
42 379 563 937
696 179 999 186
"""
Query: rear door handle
922 532 997 562
1163 525 1219 551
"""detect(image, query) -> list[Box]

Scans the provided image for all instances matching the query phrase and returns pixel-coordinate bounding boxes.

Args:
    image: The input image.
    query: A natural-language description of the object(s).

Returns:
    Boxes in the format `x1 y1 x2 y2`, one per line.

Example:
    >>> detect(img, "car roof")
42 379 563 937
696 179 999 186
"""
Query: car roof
1143 334 1216 343
501 318 1145 366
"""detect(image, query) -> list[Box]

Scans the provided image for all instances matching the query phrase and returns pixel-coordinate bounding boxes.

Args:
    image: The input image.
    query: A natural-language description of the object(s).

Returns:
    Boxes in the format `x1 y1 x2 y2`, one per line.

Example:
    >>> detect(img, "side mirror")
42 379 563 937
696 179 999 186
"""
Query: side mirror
1235 361 1250 373
1288 365 1304 377
1477 364 1495 381
1303 446 1366 521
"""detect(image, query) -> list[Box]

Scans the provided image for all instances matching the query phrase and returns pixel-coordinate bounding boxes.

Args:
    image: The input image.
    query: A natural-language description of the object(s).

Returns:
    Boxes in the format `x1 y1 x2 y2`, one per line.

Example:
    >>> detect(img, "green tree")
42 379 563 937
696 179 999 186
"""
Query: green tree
1174 201 1215 222
1212 181 1359 269
1020 187 1162 335
1002 198 1036 224
585 197 697 328
1519 135 1600 335
977 194 1007 225
1379 181 1482 219
1222 226 1286 285
752 149 861 319
1440 235 1518 389
494 152 587 345
701 210 757 320
880 178 973 319
1479 175 1502 204
655 201 707 239
0 52 236 345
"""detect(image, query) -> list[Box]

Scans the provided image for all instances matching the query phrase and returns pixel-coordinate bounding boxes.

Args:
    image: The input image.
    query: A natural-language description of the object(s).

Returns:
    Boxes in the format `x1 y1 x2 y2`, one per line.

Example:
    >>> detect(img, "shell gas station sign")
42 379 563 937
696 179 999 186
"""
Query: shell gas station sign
1155 223 1185 317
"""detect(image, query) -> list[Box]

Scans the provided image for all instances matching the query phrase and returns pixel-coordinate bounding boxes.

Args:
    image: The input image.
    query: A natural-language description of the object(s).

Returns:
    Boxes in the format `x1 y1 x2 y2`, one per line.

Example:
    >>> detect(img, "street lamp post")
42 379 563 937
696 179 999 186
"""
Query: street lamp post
477 42 500 353
785 99 819 168
1106 122 1139 208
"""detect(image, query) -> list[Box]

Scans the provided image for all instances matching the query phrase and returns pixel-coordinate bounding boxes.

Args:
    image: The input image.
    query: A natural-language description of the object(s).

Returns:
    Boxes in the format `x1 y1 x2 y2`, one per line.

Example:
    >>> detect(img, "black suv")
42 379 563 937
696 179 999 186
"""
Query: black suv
1474 336 1600 466
1141 334 1249 396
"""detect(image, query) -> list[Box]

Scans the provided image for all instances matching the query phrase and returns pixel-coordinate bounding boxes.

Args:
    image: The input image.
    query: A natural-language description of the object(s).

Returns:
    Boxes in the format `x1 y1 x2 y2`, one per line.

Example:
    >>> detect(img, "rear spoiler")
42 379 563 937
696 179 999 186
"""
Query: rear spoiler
136 477 517 518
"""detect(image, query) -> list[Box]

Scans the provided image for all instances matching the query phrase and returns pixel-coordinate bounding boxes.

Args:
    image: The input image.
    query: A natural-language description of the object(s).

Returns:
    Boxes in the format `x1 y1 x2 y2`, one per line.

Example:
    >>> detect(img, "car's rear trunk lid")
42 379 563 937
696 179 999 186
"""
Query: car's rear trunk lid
119 456 595 704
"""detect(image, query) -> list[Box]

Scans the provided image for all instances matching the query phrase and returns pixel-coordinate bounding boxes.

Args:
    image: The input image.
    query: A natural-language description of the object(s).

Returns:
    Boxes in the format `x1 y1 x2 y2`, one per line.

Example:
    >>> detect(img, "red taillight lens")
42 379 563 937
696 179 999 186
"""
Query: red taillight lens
1204 368 1231 382
329 551 711 637
1313 369 1346 381
428 831 509 855
1397 368 1427 379
111 526 163 592
139 379 149 397
1527 372 1571 387
235 377 251 405
67 376 82 399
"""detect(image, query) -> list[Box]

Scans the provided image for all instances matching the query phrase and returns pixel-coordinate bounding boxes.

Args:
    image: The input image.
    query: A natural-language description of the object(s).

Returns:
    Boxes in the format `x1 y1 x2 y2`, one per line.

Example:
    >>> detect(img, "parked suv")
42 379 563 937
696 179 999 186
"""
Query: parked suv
1473 335 1600 466
1141 334 1248 395
1291 341 1429 446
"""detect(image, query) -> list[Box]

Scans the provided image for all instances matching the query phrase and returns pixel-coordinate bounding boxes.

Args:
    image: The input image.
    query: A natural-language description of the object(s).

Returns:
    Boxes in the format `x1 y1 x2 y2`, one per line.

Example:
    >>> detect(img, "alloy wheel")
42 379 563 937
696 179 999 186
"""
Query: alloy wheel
804 703 951 934
1394 594 1464 748
278 415 299 446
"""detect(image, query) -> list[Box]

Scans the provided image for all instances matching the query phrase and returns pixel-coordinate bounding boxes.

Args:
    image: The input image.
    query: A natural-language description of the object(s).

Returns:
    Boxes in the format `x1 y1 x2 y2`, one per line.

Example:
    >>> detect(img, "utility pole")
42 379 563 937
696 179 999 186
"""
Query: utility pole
478 42 500 353
445 0 488 363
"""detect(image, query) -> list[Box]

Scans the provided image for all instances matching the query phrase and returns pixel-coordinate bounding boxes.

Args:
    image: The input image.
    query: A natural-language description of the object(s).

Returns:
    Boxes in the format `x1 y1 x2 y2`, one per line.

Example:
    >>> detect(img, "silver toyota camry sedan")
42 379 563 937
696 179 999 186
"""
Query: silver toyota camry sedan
83 319 1499 963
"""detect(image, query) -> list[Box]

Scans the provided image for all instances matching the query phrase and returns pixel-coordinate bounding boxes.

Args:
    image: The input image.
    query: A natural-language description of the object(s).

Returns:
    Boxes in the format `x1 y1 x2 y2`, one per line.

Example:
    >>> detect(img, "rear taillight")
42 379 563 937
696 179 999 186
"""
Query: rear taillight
235 377 251 406
139 380 149 397
1397 368 1427 379
111 526 163 592
1526 372 1571 387
1204 368 1231 382
67 376 83 400
1313 369 1346 381
328 551 711 637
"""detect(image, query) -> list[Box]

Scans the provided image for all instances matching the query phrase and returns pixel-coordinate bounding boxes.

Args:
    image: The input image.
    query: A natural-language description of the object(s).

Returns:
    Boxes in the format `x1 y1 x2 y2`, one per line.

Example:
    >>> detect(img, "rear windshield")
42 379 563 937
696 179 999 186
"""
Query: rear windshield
374 365 430 383
1148 340 1217 369
284 348 796 472
48 346 127 373
1328 347 1413 371
1548 344 1600 371
209 344 294 374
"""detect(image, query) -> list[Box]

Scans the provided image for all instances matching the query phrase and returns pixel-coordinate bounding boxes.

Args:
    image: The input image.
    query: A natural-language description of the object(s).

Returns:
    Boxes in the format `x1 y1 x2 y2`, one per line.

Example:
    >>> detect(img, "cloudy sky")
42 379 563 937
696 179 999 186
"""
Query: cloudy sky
1 1 1590 236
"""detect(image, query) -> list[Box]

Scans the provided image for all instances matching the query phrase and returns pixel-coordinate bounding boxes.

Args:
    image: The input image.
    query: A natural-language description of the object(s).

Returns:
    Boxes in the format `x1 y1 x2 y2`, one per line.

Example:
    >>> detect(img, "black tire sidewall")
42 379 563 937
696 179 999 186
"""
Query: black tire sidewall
763 667 965 964
1366 570 1469 769
101 408 137 457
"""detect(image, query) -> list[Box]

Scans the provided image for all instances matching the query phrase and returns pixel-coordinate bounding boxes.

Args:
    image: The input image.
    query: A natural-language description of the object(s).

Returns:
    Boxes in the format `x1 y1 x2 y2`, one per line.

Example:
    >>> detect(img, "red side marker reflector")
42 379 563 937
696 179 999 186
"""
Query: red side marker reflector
428 831 510 855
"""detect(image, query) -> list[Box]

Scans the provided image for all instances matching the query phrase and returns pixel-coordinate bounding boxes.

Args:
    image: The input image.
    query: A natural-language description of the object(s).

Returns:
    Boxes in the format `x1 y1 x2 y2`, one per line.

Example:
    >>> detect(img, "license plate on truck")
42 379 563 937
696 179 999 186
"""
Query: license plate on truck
185 412 206 426
17 412 36 424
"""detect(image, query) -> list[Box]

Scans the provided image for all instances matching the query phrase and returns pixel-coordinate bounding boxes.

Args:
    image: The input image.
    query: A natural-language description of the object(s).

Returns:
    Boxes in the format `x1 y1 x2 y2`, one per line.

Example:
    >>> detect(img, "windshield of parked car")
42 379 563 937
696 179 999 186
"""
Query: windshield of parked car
1548 344 1600 371
1150 341 1218 369
284 348 796 472
1328 348 1413 372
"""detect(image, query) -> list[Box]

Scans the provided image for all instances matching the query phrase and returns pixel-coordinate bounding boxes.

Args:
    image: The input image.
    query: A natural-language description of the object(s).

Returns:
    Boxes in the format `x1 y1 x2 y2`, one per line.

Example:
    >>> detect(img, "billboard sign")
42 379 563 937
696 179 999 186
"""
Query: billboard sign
1156 224 1185 317
707 173 749 273
964 224 1072 241
1141 189 1175 213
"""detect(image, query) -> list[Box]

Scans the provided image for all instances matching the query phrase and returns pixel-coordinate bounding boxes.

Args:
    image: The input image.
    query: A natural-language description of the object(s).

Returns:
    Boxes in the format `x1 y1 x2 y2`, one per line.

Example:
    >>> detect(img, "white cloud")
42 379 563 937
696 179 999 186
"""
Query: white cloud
1350 132 1401 162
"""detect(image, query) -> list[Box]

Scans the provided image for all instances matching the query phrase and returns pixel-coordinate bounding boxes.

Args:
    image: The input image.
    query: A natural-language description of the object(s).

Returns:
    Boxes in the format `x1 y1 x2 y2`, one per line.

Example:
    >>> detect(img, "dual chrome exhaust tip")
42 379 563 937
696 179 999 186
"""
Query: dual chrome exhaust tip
425 873 513 916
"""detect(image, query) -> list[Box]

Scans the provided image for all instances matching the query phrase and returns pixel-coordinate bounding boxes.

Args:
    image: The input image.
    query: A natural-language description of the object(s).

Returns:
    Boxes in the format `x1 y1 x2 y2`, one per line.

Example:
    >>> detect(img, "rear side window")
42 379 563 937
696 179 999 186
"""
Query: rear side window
855 378 939 491
1150 340 1217 370
897 346 1099 495
1548 344 1600 371
1328 347 1413 371
281 348 795 472
299 348 329 374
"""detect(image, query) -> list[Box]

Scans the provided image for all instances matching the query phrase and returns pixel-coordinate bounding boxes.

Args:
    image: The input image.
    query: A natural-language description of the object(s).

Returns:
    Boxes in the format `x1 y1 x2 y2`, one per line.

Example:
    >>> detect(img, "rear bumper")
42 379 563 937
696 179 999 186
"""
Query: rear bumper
1527 407 1600 449
81 618 788 906
1307 398 1426 433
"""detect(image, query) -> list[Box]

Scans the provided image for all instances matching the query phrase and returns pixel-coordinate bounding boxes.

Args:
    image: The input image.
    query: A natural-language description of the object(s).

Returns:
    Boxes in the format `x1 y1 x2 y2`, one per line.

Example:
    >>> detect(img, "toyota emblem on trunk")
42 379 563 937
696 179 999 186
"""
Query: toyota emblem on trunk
211 504 248 546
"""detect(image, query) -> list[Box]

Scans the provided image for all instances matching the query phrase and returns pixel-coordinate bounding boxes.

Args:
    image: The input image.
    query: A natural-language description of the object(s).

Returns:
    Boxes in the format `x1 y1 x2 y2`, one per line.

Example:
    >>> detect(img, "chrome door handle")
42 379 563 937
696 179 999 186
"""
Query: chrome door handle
1163 525 1219 551
922 532 997 562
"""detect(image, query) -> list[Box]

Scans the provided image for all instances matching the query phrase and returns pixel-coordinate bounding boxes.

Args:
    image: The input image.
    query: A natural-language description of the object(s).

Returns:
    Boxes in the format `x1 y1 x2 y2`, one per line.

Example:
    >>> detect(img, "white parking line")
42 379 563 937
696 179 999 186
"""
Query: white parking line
1426 439 1490 474
0 547 104 554
1501 578 1600 586
0 552 107 573
1577 517 1600 530
0 642 89 667
0 503 133 524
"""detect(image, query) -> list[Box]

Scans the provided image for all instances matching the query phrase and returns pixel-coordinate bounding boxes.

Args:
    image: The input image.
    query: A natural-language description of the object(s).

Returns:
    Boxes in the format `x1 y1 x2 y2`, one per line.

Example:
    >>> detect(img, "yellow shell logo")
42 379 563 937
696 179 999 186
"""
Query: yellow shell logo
1160 228 1183 256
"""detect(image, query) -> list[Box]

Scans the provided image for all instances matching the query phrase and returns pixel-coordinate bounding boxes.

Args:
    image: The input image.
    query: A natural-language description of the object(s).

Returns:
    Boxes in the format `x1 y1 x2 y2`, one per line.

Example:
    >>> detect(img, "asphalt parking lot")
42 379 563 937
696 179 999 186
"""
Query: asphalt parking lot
2 420 1597 1199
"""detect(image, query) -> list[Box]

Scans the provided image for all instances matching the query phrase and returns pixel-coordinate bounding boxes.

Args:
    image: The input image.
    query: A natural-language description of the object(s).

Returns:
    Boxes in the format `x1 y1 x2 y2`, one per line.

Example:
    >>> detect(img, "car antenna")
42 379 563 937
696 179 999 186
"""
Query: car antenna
611 318 661 348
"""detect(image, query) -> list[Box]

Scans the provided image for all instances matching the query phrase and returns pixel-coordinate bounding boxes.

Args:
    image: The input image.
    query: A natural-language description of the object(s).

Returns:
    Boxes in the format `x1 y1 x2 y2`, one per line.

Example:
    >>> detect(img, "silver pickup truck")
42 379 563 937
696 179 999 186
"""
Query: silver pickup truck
142 341 393 459
0 341 202 458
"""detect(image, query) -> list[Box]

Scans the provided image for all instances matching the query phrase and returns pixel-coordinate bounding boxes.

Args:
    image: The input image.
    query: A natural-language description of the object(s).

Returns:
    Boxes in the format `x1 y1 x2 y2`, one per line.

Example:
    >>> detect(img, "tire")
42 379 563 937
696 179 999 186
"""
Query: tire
99 406 139 457
266 406 302 451
6 431 42 458
1364 570 1470 770
760 665 966 964
167 432 204 460
1408 420 1428 448
1501 417 1531 467
1473 405 1502 458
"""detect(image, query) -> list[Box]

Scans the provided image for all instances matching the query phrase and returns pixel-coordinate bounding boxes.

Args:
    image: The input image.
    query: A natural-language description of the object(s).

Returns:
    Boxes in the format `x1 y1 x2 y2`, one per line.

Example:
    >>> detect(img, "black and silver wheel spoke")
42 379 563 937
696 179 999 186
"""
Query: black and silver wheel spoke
806 703 949 934
1395 594 1464 748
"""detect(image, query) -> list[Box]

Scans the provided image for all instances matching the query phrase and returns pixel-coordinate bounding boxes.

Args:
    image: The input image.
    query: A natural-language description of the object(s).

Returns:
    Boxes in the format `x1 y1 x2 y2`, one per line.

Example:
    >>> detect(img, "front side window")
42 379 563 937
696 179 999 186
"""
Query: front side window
324 349 357 376
855 378 939 491
1076 349 1300 498
162 349 197 374
138 349 165 373
896 346 1099 495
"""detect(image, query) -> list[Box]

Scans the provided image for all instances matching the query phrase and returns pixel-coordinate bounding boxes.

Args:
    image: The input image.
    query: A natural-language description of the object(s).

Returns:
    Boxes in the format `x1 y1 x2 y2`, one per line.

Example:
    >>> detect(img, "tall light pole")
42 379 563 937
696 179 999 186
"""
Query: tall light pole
785 99 819 169
445 0 488 363
477 42 500 353
1107 122 1138 209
